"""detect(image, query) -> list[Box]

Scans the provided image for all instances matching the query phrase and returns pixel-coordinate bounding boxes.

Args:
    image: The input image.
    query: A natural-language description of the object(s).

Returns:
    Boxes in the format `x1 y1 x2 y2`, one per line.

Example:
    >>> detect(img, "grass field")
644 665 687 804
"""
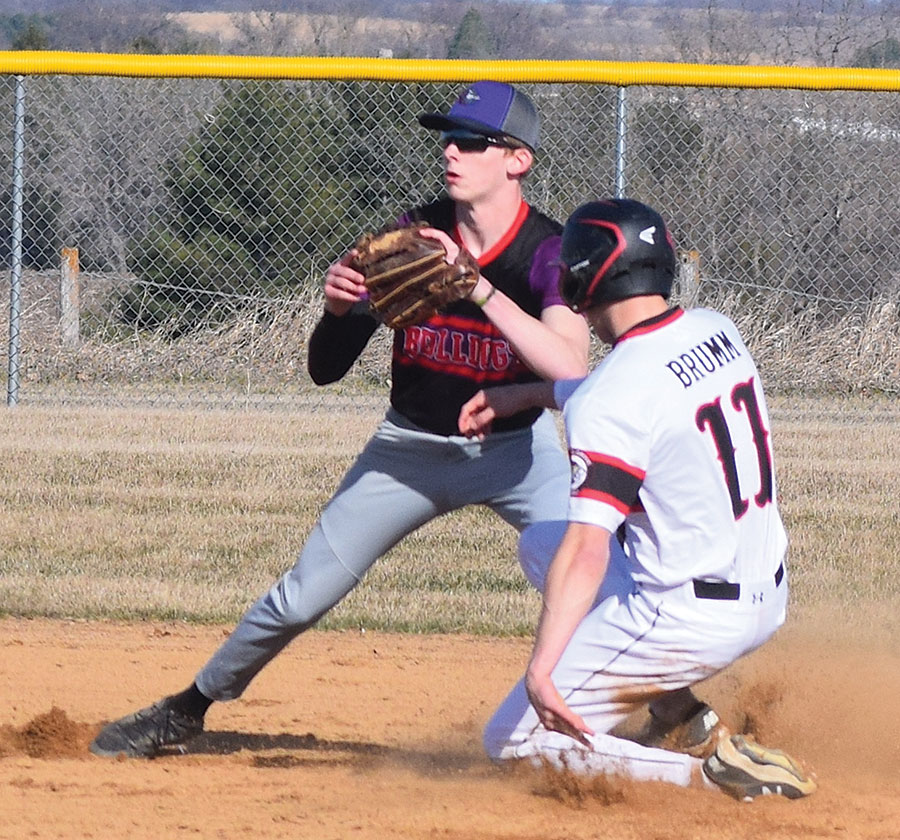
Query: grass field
0 394 897 635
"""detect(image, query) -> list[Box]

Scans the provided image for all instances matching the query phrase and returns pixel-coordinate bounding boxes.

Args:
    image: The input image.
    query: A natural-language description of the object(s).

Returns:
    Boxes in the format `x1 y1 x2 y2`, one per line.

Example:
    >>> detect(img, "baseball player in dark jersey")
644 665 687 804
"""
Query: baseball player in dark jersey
90 81 592 758
459 199 816 801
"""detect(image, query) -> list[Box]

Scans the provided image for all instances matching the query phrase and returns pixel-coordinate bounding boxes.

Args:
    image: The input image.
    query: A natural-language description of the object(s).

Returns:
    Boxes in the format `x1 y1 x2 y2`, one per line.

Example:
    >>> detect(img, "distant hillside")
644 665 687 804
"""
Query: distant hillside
168 4 891 65
1 1 894 65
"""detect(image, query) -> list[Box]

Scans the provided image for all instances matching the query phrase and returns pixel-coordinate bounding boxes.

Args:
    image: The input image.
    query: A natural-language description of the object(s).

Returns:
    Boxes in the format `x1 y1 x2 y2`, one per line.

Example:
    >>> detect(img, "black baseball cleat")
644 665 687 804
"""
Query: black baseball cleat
632 702 729 759
90 696 204 758
703 734 817 801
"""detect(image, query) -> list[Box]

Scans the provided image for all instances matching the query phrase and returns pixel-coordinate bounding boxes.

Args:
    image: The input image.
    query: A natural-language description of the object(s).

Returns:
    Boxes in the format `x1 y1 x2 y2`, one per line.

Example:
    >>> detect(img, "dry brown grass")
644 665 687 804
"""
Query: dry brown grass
13 270 900 405
714 293 900 396
769 394 900 610
0 395 896 634
0 404 528 631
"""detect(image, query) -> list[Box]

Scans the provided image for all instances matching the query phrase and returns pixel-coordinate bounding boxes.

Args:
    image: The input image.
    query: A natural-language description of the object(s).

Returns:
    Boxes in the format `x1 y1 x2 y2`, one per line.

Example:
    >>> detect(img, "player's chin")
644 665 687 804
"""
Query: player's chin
444 179 467 200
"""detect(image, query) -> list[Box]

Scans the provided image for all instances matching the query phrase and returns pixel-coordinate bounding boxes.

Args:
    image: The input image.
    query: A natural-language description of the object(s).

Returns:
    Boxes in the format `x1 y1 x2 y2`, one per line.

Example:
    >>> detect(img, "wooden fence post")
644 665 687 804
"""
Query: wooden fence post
60 246 80 348
679 249 701 309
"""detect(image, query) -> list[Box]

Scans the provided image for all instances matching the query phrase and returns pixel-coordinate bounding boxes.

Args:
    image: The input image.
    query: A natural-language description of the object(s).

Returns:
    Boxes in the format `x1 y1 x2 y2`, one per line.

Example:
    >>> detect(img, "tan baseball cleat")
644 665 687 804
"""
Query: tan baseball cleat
703 734 817 801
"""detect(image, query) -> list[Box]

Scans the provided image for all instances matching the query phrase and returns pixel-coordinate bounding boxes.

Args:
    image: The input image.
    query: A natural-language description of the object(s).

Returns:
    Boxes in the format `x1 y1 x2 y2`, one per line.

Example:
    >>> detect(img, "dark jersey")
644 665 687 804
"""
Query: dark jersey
308 198 564 436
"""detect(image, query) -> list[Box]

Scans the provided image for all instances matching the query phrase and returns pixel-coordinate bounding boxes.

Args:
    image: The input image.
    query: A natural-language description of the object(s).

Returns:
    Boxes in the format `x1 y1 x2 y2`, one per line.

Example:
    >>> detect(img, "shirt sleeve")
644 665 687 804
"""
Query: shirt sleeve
553 377 586 409
307 304 379 385
528 235 567 310
564 370 651 530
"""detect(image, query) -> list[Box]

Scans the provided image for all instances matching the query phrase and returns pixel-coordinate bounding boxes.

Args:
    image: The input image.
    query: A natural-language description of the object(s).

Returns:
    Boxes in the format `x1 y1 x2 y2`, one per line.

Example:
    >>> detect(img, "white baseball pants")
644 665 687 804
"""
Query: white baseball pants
485 520 788 787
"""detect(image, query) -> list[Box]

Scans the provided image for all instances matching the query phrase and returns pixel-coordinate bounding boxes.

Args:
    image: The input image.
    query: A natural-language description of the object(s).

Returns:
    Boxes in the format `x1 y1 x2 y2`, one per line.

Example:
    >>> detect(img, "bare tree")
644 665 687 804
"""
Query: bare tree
479 1 559 60
39 0 204 53
28 74 217 272
772 0 872 67
660 0 765 63
230 8 300 55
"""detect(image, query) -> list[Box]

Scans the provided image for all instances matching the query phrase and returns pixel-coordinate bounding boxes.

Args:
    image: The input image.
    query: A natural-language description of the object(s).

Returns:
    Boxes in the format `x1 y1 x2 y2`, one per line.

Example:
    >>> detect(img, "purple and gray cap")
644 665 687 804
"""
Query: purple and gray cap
418 81 540 151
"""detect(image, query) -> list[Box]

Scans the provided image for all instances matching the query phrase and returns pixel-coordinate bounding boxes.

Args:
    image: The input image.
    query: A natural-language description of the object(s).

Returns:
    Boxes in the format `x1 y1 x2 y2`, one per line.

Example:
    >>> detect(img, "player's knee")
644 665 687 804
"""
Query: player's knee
263 534 359 630
518 521 567 593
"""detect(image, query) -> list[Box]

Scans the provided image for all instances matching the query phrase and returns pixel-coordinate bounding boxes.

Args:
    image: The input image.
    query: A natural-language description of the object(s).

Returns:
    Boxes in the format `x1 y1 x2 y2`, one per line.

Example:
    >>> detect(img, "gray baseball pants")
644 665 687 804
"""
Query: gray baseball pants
195 408 570 701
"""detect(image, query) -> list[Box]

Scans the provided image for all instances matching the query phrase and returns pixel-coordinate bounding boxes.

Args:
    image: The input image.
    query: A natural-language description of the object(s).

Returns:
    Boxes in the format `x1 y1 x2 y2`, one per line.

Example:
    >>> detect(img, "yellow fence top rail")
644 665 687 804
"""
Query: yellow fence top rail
2 51 900 91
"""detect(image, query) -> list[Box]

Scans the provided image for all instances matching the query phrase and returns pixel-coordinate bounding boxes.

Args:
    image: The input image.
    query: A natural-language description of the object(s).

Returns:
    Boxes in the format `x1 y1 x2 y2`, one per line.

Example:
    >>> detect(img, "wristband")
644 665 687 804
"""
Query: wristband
472 285 497 308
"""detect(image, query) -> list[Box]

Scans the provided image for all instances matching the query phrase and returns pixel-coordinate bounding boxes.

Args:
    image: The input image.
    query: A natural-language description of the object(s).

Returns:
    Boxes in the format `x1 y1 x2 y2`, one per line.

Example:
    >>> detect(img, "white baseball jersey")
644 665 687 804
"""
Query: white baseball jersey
562 307 787 589
486 307 790 786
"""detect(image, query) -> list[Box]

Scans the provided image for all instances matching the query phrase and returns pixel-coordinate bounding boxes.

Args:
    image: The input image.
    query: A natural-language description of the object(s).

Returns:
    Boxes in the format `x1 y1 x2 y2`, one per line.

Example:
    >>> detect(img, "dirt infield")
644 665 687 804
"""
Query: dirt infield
1 614 897 840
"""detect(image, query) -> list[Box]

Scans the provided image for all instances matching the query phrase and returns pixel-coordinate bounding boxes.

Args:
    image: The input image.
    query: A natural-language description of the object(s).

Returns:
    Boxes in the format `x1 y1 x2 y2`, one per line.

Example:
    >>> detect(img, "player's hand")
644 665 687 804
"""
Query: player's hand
459 381 557 439
458 385 530 439
525 669 594 748
416 227 460 263
324 251 367 316
458 389 498 439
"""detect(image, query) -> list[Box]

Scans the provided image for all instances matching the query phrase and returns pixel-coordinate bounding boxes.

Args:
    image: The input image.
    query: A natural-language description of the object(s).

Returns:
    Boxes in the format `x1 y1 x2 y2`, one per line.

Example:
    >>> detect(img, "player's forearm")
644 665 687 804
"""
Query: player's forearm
458 381 557 438
499 381 558 413
527 525 610 680
475 284 589 380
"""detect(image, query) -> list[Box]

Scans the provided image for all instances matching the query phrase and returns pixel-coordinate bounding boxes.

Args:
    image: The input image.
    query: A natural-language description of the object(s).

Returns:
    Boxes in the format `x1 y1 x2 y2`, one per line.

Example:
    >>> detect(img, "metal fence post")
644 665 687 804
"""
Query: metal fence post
7 75 25 407
615 86 626 198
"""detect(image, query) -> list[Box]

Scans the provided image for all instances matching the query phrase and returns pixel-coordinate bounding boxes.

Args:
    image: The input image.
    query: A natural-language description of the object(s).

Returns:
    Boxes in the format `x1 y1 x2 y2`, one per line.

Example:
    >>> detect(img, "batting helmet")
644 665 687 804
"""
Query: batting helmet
559 198 676 313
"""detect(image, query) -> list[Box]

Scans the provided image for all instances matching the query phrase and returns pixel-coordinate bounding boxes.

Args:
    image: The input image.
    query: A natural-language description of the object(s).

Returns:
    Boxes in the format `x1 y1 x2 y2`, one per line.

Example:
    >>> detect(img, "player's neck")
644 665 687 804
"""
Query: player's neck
590 296 669 344
453 187 524 258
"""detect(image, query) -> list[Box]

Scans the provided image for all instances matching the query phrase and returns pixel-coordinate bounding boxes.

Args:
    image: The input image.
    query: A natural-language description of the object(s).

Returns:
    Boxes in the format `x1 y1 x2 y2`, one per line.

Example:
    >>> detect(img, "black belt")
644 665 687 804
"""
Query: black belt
693 563 784 601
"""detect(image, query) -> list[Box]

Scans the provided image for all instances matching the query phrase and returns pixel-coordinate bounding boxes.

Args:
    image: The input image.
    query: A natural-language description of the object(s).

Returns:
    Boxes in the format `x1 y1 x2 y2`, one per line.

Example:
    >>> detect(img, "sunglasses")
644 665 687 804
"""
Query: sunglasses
439 131 512 153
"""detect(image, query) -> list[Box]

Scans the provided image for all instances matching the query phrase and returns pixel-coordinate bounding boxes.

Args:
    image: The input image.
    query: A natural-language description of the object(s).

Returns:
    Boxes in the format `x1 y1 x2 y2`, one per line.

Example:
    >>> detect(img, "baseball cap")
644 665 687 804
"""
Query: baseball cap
418 81 540 151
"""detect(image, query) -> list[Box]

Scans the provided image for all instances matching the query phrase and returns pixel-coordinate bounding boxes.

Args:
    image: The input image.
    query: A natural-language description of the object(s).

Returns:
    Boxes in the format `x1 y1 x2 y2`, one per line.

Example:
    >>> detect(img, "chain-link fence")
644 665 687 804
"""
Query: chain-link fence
3 63 900 410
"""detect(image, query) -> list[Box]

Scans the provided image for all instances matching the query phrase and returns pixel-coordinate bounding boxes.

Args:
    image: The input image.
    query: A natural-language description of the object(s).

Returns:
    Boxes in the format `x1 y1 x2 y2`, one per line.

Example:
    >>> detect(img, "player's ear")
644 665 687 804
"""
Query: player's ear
506 147 533 177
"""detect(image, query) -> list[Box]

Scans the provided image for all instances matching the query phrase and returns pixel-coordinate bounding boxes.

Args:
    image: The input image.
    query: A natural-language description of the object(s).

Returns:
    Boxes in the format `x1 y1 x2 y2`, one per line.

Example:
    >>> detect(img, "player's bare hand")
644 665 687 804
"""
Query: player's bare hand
459 384 551 439
525 670 594 748
458 386 524 439
417 227 460 263
458 389 498 439
324 252 367 316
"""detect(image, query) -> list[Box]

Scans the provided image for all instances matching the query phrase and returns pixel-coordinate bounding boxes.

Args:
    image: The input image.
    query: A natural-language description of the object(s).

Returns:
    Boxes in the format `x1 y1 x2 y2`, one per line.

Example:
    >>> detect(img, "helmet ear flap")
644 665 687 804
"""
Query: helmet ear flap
558 210 622 312
559 268 580 312
559 259 594 312
560 199 676 310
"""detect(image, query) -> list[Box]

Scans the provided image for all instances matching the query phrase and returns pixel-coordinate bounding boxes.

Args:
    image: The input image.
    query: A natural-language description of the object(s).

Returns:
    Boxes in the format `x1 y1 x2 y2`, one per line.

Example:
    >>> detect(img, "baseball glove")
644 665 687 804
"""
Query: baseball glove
349 225 480 329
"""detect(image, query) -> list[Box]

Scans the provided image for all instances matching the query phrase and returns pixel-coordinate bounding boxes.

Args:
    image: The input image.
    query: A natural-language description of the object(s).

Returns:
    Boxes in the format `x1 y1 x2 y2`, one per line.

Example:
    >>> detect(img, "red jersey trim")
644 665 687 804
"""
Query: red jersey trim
615 307 684 346
432 313 496 332
456 200 530 267
393 354 524 382
580 450 646 481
